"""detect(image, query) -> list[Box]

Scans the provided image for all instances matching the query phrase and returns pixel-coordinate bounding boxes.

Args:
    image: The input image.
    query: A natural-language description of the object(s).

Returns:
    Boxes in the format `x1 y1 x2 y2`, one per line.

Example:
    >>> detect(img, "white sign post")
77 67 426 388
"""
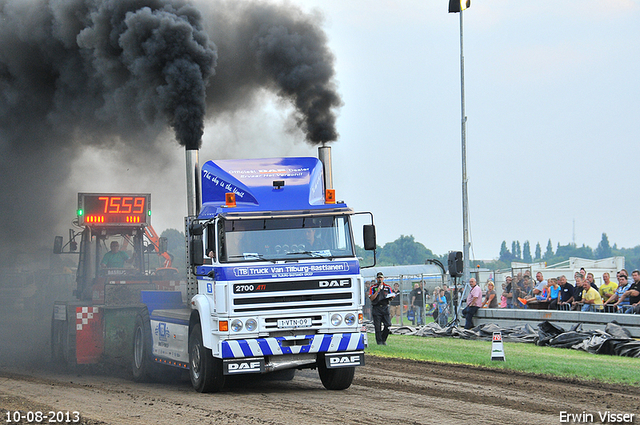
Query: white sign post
491 331 506 361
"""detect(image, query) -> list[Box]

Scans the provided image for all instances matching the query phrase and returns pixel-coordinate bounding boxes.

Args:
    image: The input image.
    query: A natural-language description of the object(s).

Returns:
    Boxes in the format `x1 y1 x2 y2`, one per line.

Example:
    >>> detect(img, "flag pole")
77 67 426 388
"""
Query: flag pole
459 7 470 286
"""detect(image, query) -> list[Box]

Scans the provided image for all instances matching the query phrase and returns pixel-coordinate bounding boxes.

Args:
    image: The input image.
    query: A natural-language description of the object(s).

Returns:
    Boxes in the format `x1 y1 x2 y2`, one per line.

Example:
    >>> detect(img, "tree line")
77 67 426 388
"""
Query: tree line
161 228 640 272
359 233 640 272
492 233 640 270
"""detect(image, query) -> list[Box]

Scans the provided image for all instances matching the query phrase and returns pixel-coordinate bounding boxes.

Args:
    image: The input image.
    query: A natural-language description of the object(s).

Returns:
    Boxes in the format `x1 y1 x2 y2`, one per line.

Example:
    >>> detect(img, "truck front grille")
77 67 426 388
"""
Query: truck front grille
232 292 353 313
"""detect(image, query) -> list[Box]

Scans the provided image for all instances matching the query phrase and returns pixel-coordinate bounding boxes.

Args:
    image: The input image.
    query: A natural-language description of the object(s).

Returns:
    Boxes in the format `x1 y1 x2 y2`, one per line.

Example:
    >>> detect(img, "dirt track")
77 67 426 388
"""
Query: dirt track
2 355 639 425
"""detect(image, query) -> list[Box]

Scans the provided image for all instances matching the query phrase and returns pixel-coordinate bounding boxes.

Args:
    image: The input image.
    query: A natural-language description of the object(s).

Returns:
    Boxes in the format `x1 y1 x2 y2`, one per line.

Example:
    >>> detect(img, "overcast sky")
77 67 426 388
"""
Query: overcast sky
68 0 640 261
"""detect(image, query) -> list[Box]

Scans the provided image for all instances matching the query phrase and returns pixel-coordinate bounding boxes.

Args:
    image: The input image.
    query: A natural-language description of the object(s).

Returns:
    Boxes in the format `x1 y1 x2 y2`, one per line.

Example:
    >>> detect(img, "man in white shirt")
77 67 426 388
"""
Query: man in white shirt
533 272 547 296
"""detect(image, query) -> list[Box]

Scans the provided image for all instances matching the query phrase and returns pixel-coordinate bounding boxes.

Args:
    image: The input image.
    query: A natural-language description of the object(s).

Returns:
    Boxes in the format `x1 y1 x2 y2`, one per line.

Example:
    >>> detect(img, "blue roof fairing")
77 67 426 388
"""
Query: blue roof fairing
198 157 346 218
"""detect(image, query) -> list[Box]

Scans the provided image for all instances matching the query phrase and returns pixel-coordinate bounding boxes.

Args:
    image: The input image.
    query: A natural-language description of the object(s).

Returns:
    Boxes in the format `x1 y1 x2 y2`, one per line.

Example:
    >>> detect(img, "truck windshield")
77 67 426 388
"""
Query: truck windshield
219 215 354 263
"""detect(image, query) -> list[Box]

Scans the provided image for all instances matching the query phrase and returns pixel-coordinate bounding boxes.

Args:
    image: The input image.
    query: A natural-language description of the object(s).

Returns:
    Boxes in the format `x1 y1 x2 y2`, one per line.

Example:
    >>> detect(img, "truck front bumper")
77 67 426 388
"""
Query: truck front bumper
220 332 365 359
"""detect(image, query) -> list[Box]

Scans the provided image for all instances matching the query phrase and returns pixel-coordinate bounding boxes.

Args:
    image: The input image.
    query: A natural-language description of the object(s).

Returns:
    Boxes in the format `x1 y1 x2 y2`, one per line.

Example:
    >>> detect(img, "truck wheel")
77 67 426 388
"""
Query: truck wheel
318 358 355 390
51 313 75 369
132 309 157 382
189 323 224 393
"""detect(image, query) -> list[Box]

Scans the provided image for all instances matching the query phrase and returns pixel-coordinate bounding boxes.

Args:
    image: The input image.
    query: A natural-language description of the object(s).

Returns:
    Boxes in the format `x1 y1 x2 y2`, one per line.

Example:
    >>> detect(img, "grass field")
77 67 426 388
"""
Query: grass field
366 333 640 386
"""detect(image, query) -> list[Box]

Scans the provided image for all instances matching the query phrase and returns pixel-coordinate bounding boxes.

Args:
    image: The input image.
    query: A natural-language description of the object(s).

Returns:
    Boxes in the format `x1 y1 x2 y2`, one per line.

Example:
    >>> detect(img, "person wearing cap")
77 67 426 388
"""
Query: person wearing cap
369 272 394 345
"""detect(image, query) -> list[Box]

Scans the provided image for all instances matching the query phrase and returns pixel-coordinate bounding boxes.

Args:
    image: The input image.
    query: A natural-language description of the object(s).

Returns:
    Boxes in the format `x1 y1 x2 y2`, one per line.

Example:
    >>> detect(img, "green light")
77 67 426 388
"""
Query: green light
148 210 151 216
77 209 84 216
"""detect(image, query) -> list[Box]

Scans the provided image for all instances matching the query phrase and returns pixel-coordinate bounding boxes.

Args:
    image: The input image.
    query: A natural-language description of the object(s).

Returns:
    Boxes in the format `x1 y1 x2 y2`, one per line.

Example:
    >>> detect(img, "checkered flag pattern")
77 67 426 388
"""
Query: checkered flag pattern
76 307 100 331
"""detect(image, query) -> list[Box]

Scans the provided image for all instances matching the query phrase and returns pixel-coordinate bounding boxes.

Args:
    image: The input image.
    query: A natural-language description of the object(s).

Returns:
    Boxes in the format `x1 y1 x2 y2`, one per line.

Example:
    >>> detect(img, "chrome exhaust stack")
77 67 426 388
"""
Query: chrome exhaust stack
318 143 333 191
185 148 201 217
185 147 202 300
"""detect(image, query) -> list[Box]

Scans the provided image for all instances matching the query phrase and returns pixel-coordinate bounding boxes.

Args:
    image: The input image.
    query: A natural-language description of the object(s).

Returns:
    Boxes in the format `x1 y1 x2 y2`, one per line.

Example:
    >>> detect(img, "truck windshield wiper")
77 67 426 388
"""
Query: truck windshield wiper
286 250 332 258
227 254 278 263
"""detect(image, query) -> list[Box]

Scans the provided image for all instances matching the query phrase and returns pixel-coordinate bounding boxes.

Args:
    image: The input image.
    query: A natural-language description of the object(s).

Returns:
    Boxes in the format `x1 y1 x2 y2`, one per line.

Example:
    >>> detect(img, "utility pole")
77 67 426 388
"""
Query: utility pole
459 8 470 285
449 0 472 284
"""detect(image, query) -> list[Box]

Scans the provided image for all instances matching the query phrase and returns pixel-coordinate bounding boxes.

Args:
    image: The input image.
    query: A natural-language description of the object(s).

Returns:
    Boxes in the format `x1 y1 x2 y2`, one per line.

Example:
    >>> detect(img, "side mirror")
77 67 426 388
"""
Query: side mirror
53 236 63 254
190 222 204 236
363 224 376 251
190 239 204 266
189 220 204 266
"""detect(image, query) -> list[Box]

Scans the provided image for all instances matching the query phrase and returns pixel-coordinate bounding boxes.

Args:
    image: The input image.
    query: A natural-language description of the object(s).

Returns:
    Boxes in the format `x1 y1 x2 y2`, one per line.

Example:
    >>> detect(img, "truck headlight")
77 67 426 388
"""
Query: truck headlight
344 313 356 326
331 314 342 326
231 319 243 332
245 318 258 332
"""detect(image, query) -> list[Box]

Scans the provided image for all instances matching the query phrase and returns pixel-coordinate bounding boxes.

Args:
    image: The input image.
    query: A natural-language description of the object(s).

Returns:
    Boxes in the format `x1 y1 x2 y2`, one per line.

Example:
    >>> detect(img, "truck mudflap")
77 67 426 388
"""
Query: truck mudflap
324 351 365 368
220 333 365 359
223 357 265 375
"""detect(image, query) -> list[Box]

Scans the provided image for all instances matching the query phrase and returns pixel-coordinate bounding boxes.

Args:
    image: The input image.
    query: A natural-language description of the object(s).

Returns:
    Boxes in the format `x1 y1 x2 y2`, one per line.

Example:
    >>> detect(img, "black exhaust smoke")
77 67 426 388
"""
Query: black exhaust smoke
247 7 342 144
0 0 342 261
202 1 342 144
75 0 217 150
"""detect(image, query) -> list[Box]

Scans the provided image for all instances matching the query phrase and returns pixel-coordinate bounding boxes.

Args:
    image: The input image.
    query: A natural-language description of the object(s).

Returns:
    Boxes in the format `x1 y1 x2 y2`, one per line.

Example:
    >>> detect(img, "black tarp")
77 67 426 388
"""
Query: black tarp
366 320 640 358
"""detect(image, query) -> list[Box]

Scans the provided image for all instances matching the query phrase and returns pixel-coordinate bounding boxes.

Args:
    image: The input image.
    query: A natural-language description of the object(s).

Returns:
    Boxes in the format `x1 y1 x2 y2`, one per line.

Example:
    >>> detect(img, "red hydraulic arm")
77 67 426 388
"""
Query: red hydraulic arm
145 225 173 269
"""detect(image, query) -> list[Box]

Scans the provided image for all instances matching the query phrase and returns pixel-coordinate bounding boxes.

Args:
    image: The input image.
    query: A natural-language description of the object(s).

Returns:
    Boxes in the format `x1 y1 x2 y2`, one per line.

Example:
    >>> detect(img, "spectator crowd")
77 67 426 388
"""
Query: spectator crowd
500 269 640 314
363 268 640 327
364 279 460 326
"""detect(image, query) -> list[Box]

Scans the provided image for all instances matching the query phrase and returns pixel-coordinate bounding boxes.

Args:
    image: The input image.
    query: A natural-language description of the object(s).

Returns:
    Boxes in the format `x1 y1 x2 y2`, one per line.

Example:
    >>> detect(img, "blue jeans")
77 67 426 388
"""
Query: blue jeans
462 305 479 329
412 306 425 325
437 311 448 327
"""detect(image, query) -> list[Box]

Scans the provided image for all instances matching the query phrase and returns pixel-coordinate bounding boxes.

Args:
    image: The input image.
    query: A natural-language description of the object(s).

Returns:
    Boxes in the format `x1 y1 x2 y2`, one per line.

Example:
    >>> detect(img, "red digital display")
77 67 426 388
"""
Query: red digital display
78 193 151 226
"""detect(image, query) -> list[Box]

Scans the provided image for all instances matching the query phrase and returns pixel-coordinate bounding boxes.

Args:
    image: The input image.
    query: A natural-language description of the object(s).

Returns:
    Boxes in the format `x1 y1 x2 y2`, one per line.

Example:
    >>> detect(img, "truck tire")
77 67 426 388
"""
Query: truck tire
50 313 67 365
189 323 225 393
132 309 157 382
51 313 75 369
318 358 355 390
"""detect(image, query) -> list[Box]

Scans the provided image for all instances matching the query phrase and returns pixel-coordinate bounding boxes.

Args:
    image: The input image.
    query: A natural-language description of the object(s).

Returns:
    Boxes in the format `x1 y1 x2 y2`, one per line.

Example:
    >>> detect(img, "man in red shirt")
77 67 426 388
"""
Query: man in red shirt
462 278 482 330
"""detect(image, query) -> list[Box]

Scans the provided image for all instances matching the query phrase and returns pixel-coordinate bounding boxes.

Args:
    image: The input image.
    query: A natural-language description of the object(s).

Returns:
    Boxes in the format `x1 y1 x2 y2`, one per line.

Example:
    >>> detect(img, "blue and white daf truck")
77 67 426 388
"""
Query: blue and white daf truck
53 146 377 393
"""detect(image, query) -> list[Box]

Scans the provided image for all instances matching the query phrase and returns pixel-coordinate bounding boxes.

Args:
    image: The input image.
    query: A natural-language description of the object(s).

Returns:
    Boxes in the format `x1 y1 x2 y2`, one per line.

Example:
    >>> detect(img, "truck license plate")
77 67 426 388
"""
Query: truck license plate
277 318 311 329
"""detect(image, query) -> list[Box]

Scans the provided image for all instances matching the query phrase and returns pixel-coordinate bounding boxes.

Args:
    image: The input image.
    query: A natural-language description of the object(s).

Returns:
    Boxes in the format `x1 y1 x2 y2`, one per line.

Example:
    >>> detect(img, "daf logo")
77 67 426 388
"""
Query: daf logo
228 361 261 371
319 279 350 287
329 355 361 365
